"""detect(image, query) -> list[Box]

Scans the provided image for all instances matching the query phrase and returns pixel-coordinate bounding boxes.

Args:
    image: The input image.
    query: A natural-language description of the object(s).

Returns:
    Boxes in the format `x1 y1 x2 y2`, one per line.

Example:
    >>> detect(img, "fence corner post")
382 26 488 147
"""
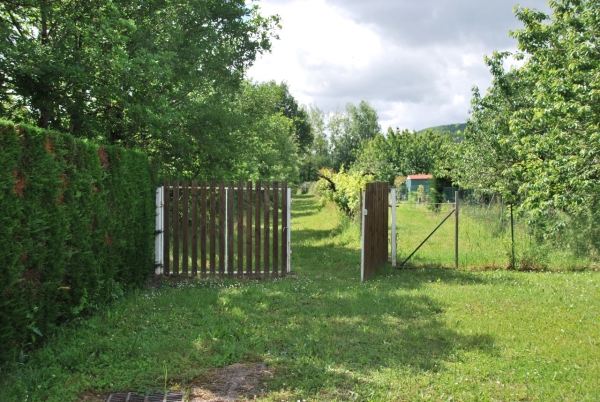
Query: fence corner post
155 186 164 275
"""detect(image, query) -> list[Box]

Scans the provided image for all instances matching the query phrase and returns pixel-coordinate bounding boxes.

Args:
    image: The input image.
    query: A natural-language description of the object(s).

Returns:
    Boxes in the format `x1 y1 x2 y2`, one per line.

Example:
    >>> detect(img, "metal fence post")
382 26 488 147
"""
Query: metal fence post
155 186 164 274
361 190 366 282
455 190 459 269
287 187 292 273
225 187 228 274
391 187 397 268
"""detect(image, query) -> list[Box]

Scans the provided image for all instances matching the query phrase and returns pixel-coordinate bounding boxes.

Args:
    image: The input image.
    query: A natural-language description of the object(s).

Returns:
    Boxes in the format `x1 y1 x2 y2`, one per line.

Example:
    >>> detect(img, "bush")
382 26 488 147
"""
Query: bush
315 168 372 218
0 120 156 363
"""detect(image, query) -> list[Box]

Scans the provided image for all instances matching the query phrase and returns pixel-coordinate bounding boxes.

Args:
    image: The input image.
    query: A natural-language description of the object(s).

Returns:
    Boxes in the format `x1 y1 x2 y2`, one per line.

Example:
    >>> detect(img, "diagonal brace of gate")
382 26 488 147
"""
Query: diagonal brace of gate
399 208 456 267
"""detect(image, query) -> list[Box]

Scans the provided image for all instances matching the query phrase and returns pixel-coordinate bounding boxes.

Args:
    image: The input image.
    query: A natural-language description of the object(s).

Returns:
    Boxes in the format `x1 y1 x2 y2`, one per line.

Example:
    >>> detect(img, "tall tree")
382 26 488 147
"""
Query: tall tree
354 128 452 183
330 100 381 170
0 0 278 156
454 0 600 251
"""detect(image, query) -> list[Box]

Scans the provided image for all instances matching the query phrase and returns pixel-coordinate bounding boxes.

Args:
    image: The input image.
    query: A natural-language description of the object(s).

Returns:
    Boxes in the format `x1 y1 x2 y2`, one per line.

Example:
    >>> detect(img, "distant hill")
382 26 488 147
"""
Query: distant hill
417 123 467 135
417 123 466 142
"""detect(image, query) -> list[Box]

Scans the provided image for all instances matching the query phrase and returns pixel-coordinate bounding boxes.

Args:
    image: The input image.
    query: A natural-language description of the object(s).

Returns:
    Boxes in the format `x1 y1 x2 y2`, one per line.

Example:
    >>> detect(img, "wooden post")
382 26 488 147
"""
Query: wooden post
182 180 189 276
246 182 252 276
228 181 234 279
200 181 207 279
255 181 261 278
219 181 225 279
237 181 244 279
210 181 216 278
191 181 198 276
455 190 459 269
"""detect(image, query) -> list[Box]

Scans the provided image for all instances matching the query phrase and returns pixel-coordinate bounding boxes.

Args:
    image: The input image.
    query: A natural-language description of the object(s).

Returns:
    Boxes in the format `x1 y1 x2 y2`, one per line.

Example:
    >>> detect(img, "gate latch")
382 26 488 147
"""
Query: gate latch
363 209 368 216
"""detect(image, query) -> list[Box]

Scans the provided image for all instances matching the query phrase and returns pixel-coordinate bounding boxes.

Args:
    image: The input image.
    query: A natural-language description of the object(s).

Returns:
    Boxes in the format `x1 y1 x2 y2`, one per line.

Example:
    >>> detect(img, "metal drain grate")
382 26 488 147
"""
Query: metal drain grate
105 391 183 402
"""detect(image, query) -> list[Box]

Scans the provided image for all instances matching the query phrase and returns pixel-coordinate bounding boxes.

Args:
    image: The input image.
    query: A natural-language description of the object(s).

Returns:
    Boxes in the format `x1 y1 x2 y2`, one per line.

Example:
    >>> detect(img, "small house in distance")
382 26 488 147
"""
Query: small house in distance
406 174 433 193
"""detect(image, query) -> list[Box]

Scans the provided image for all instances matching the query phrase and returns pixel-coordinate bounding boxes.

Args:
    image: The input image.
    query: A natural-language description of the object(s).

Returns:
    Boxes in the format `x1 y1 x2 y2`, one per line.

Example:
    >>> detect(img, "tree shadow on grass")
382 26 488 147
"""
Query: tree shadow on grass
188 195 498 399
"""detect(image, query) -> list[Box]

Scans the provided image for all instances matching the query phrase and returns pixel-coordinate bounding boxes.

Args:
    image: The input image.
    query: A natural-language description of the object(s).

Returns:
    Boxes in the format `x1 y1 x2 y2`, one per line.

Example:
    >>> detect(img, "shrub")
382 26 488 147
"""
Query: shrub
315 168 372 218
0 120 156 363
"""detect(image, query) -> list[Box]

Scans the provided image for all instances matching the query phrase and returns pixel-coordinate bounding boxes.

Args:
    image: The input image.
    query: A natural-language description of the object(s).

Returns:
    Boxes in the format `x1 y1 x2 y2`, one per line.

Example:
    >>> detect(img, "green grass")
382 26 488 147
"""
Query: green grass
1 194 600 401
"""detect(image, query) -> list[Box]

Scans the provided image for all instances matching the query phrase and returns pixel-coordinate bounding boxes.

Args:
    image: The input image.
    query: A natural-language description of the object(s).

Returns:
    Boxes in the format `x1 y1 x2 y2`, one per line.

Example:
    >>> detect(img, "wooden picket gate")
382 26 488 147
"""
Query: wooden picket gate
361 182 389 281
154 181 291 278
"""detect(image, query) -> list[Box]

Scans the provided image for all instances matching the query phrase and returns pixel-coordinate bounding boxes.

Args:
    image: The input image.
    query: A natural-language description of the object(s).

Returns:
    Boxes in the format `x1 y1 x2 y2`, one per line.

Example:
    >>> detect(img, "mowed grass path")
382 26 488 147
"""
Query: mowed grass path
2 194 599 401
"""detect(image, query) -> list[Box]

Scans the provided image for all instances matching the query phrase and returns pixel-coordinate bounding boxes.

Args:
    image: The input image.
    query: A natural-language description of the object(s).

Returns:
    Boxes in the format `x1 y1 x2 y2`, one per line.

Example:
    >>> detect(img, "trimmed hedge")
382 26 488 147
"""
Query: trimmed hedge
0 120 156 363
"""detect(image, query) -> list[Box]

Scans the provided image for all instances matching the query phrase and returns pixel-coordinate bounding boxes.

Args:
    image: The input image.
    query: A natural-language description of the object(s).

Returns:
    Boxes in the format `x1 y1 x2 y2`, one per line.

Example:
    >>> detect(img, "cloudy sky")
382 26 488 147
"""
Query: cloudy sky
246 0 551 131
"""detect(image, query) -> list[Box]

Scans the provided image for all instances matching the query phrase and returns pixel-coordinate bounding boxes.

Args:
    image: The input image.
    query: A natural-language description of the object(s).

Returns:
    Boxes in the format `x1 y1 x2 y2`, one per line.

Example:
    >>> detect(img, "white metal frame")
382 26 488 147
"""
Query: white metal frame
155 187 164 274
154 184 292 276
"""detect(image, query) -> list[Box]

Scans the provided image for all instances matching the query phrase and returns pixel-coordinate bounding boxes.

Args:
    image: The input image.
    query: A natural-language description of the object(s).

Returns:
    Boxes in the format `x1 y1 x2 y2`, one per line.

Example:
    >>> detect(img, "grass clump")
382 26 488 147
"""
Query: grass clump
1 194 599 401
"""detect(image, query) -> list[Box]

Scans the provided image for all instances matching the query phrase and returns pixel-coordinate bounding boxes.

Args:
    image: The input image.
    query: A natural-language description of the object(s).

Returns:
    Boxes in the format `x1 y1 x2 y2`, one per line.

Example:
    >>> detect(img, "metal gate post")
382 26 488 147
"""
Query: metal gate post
155 186 164 274
361 190 366 282
225 187 228 274
391 187 397 268
287 187 292 273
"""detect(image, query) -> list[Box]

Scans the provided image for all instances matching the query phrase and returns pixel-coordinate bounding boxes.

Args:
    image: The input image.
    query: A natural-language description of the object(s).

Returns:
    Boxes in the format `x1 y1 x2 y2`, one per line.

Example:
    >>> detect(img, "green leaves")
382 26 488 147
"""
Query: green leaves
454 0 600 252
0 0 279 174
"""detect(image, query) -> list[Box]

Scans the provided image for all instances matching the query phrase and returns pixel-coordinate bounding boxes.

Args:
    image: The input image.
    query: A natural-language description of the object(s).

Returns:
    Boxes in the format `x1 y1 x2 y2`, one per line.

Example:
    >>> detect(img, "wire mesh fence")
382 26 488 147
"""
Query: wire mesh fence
393 191 596 270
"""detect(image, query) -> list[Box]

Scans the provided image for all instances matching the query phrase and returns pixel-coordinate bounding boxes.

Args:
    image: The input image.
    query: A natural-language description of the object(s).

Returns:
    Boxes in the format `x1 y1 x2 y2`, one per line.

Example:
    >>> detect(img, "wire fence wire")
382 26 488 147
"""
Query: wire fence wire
393 191 596 270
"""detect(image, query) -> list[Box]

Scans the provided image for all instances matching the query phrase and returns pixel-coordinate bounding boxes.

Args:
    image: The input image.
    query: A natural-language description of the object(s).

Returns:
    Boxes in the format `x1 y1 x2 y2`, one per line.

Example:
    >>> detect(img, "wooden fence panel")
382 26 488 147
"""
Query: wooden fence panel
159 181 289 278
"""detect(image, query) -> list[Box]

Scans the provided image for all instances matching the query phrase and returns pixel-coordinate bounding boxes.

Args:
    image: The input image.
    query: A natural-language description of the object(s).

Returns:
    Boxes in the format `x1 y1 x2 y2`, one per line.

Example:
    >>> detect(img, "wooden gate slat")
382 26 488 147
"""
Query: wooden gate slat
273 181 279 277
163 181 170 275
263 182 270 278
201 181 207 279
227 181 234 279
182 180 189 276
191 181 198 276
173 180 180 275
210 181 216 279
219 182 225 279
281 181 287 276
255 181 261 278
237 181 244 279
246 182 252 276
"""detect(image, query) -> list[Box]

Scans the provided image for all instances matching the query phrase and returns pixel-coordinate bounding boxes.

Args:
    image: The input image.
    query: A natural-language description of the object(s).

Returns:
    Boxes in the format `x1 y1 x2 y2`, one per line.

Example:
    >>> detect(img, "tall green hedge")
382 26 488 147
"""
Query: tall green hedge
0 120 156 363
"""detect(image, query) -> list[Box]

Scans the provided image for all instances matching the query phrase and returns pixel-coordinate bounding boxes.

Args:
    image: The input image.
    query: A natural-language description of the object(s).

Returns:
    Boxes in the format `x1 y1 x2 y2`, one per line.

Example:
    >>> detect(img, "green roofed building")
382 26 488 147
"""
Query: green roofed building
406 174 433 193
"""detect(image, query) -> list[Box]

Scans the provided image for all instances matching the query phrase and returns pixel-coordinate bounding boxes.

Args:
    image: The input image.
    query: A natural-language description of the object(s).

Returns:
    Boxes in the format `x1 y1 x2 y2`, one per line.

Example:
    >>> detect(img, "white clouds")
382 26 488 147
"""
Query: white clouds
247 0 551 130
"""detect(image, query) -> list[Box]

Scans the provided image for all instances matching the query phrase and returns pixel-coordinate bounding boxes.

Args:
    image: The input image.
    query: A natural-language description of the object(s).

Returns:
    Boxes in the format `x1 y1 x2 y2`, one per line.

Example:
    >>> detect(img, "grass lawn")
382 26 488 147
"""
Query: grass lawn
1 194 599 401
